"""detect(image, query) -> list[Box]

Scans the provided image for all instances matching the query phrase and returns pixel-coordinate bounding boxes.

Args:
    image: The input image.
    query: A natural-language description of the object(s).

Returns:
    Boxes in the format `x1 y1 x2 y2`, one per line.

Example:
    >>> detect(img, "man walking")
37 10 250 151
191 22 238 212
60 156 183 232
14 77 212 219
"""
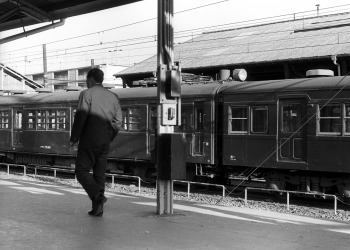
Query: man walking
70 67 122 216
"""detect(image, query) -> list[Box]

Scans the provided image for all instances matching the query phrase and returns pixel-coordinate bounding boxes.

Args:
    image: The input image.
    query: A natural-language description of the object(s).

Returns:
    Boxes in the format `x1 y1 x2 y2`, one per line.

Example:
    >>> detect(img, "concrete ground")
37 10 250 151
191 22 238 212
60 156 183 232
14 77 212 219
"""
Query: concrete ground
1 176 350 250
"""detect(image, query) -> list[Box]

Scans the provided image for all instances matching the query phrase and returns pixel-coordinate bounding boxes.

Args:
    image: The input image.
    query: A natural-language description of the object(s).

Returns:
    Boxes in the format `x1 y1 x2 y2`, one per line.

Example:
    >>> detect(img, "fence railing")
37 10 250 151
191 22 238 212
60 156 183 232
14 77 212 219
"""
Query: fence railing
1 163 227 198
245 187 338 215
173 180 225 198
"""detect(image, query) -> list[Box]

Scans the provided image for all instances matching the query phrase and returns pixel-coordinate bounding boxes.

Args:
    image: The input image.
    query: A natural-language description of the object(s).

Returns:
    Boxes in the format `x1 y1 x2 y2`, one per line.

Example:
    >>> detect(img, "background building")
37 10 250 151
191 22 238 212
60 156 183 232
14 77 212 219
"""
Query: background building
0 63 126 94
116 12 350 87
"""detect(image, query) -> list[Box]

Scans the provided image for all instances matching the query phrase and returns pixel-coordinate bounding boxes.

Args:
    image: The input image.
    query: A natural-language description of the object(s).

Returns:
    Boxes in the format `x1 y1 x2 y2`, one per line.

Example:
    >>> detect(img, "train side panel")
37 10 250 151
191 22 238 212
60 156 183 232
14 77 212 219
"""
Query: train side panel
221 92 277 170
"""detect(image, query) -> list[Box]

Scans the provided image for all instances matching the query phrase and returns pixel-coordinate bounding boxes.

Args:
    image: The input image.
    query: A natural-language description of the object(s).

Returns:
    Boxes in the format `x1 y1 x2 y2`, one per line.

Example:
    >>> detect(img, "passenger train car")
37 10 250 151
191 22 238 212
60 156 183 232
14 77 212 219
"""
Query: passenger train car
0 72 350 198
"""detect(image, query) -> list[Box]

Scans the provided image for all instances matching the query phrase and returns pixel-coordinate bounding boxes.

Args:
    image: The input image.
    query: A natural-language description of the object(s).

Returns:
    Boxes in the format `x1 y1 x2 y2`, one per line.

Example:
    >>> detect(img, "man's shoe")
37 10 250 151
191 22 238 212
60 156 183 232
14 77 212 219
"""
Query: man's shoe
88 192 107 217
88 204 103 216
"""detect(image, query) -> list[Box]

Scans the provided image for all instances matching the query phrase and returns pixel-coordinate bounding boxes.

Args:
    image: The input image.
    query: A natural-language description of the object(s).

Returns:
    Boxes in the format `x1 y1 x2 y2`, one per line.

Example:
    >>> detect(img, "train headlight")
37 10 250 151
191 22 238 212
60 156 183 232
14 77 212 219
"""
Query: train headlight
232 69 247 82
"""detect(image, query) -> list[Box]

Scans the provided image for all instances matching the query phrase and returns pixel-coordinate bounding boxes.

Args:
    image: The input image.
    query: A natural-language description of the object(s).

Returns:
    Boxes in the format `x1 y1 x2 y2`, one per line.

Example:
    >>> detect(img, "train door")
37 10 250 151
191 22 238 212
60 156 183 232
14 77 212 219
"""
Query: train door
147 104 157 154
192 101 205 156
13 109 23 147
278 98 307 162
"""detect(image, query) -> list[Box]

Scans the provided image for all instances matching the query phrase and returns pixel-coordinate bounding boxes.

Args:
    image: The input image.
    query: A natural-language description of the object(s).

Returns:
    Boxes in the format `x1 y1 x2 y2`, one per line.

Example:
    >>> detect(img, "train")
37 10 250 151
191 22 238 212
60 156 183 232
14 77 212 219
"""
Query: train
1 69 350 199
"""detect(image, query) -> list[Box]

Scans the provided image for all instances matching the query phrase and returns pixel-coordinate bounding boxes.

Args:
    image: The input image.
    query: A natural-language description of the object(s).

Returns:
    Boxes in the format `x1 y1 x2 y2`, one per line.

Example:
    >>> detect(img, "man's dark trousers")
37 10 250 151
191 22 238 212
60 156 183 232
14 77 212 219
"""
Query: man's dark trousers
75 142 110 200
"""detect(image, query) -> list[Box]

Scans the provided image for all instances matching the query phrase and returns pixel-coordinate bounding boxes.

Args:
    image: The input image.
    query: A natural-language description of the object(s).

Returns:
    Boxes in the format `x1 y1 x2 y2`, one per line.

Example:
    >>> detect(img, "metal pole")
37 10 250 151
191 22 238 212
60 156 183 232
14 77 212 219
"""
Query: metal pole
287 192 290 211
43 44 48 88
334 196 337 215
1 67 3 90
138 177 141 195
7 164 9 175
156 0 175 215
112 175 115 189
188 183 190 198
245 188 248 206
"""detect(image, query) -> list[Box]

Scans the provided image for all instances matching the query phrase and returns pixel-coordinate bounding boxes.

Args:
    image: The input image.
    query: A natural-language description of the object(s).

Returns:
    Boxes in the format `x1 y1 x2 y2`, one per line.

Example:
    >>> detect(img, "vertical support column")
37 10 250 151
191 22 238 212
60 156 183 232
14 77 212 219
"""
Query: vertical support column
1 67 4 90
187 183 190 198
157 0 175 215
157 179 173 214
43 44 48 88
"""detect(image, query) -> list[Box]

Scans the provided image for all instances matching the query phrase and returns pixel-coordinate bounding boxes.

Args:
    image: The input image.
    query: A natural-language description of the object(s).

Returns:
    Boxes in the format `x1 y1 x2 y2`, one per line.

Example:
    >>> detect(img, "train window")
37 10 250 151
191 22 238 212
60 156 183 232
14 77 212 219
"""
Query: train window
121 107 145 132
36 110 46 130
251 106 268 133
318 104 341 134
345 104 350 134
27 111 36 129
0 110 10 129
47 110 67 130
26 109 68 131
47 110 56 130
129 108 141 131
229 106 248 133
282 104 301 133
14 111 22 129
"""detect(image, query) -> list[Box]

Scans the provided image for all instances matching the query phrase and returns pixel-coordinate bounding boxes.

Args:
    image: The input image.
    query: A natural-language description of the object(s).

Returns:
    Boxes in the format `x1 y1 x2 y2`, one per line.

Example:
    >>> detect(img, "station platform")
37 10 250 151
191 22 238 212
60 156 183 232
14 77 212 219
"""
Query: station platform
1 176 350 250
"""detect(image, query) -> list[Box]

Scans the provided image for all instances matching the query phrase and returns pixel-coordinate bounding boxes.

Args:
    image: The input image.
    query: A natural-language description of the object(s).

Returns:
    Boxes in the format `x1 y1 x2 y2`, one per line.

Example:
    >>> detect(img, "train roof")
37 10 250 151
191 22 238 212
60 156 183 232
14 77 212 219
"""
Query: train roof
220 76 350 94
0 81 223 105
111 81 223 99
0 91 80 105
1 76 349 105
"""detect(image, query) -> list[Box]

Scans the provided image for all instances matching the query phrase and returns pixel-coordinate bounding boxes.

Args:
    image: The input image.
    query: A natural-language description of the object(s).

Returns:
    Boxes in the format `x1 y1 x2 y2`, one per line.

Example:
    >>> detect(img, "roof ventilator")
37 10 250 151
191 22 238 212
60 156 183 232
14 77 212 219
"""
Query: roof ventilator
306 69 334 77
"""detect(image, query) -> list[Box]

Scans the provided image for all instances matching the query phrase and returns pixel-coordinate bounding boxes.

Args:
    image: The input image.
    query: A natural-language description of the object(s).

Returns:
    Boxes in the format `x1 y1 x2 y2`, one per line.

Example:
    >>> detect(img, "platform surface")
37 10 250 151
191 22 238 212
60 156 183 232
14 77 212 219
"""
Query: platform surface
1 176 350 250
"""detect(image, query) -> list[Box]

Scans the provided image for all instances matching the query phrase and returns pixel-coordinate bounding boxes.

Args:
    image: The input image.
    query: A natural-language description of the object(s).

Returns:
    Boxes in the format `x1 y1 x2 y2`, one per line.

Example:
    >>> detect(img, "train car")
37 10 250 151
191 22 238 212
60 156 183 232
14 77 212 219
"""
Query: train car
0 81 223 181
220 75 350 198
2 71 350 199
0 91 79 166
108 81 223 179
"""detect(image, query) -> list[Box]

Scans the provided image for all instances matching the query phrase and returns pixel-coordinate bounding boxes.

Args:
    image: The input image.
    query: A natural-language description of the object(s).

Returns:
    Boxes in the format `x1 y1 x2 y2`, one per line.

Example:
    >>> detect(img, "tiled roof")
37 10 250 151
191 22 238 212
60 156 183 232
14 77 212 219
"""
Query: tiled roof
116 12 350 76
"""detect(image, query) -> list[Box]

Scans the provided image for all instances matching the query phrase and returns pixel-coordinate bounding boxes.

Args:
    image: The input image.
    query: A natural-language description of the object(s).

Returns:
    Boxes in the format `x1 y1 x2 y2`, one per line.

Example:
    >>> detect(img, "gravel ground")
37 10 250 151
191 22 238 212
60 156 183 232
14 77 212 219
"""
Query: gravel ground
1 171 350 222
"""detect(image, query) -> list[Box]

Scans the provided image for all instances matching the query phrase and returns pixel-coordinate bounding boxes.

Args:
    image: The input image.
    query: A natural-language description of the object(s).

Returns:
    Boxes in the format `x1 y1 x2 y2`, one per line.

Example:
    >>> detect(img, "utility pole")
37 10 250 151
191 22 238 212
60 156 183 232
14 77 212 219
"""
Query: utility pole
156 0 185 215
42 44 48 88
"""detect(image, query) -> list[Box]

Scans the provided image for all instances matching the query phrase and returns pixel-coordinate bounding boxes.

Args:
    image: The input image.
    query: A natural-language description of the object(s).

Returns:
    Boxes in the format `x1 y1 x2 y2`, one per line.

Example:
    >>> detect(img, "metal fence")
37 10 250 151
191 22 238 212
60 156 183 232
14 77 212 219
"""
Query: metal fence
245 187 338 215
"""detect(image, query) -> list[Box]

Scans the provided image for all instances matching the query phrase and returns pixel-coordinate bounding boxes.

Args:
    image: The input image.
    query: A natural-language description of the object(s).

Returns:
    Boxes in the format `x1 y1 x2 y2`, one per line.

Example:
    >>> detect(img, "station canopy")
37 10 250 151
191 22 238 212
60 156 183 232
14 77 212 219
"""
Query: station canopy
0 0 142 32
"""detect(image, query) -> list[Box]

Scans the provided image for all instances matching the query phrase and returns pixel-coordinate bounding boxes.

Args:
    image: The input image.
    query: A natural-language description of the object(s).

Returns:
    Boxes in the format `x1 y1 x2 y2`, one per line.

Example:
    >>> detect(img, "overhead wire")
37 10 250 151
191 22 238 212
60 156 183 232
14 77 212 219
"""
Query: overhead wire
2 3 350 72
3 4 350 67
2 2 350 59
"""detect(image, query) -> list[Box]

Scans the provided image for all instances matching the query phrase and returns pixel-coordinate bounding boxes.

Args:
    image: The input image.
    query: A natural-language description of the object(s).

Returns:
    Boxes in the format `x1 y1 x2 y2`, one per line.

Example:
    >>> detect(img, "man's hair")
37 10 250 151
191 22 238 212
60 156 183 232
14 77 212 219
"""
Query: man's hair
87 67 104 83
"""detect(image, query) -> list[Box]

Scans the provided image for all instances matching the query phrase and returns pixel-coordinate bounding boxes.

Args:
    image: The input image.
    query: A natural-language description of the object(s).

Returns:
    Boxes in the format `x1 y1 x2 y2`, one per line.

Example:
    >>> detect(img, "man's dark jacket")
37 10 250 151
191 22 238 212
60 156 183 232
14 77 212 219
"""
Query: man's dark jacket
70 85 122 146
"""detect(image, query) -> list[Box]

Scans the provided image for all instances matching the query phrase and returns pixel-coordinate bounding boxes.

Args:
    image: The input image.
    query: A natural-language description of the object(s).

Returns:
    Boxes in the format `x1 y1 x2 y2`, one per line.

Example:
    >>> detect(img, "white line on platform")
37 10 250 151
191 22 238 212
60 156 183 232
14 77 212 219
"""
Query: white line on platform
17 181 61 188
327 229 350 235
198 204 346 226
11 186 64 195
133 202 274 224
0 180 22 186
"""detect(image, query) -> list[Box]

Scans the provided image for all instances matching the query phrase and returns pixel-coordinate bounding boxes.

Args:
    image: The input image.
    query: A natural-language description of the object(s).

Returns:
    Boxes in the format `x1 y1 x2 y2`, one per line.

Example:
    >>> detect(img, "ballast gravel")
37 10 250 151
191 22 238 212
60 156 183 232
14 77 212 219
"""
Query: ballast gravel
1 172 350 222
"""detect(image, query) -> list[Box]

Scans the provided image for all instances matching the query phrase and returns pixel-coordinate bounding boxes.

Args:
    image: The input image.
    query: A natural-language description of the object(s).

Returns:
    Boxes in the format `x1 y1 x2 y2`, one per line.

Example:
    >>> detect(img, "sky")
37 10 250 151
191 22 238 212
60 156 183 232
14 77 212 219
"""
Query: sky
1 0 350 75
